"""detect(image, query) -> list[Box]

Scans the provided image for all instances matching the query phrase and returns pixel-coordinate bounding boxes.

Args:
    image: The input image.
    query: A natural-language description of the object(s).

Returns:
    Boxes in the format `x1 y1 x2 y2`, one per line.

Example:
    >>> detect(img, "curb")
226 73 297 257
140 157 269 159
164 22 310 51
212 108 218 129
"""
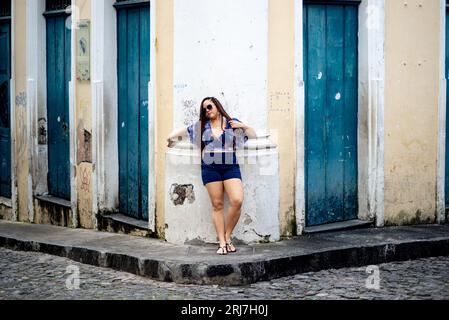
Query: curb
1 234 449 285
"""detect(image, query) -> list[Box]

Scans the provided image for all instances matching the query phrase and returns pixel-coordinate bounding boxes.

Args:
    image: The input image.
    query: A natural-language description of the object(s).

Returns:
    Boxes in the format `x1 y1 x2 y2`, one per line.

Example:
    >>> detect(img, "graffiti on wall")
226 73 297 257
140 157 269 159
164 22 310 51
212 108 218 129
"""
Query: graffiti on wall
80 167 90 192
182 99 198 126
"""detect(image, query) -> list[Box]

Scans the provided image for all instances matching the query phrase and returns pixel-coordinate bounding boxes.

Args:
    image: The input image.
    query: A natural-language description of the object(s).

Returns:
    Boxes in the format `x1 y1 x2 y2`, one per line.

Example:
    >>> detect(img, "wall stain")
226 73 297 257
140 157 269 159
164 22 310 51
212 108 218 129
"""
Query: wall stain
15 92 27 157
15 92 26 108
80 167 90 192
38 118 47 145
169 184 195 206
386 209 436 226
76 120 92 164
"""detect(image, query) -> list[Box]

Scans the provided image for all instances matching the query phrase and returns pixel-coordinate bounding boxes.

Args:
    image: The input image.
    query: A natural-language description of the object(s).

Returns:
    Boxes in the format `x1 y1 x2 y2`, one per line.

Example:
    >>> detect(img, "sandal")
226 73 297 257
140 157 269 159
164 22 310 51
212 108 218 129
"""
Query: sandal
217 246 228 255
226 242 237 253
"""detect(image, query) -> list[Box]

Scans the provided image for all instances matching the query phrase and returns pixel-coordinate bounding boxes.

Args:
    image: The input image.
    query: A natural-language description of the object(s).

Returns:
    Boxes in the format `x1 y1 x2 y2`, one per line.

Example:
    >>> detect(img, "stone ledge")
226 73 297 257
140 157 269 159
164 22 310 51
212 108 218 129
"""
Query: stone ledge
304 219 374 234
97 213 154 238
35 195 71 208
0 197 12 208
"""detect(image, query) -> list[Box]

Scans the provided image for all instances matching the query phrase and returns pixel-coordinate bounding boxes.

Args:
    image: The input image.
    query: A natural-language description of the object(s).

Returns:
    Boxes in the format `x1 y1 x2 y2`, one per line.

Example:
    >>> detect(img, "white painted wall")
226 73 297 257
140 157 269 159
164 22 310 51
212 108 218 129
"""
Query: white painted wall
173 0 268 132
167 0 279 244
91 0 119 214
27 0 48 200
165 139 280 244
358 0 385 227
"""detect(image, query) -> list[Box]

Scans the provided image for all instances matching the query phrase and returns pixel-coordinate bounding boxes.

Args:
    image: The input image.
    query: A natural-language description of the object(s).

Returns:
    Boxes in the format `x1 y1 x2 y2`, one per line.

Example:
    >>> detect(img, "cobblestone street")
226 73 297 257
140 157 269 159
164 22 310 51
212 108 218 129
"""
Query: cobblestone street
0 247 448 300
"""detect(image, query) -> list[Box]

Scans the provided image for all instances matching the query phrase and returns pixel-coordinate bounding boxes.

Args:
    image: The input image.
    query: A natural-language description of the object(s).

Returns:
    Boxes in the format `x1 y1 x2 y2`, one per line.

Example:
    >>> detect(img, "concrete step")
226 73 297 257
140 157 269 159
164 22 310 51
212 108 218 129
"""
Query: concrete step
97 213 154 238
304 219 374 234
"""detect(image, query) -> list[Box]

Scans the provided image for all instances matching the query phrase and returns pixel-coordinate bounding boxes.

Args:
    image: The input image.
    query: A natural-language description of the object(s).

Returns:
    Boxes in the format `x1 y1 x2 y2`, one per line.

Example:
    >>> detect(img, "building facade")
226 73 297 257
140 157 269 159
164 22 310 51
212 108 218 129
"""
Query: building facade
0 0 447 245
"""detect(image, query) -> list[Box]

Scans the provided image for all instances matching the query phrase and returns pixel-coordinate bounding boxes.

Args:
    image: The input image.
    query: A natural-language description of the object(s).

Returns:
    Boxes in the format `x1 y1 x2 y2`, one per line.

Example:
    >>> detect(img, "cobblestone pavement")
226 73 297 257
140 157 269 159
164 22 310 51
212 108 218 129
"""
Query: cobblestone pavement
0 248 448 300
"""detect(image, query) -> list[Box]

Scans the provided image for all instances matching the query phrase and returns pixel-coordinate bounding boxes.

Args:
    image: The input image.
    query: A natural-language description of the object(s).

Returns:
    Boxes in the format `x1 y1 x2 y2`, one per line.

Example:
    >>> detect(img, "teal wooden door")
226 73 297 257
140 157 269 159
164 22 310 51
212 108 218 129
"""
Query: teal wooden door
304 1 359 227
115 1 150 220
45 10 71 200
0 13 11 198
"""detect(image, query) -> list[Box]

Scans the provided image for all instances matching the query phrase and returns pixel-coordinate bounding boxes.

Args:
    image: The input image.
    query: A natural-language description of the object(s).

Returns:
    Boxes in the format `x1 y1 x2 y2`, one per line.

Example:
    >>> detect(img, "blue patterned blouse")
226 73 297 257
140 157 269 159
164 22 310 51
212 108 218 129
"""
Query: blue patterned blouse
187 118 249 152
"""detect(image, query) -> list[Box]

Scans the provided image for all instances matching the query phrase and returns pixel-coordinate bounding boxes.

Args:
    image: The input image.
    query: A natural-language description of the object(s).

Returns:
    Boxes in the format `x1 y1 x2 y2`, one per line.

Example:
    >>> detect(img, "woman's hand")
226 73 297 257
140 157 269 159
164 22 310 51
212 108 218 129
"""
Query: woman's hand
229 120 258 139
229 120 248 130
167 127 189 148
167 136 177 148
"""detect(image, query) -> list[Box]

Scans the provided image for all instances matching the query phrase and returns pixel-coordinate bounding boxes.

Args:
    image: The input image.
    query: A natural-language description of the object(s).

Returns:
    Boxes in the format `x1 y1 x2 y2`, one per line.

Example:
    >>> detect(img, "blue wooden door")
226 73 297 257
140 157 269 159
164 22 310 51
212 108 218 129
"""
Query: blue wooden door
304 2 359 227
45 11 71 200
0 17 11 198
116 1 150 221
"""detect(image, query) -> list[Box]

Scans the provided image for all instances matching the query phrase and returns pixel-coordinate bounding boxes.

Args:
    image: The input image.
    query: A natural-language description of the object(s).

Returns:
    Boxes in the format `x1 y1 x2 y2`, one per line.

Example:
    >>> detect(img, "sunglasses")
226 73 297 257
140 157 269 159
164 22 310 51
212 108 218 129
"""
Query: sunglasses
204 104 214 111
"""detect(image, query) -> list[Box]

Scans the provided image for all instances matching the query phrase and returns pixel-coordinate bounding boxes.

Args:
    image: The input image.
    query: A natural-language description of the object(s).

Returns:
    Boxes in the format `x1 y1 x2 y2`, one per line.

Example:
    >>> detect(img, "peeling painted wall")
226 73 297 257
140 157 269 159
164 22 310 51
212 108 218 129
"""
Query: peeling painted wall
165 142 280 244
168 0 280 244
384 0 441 225
74 0 94 229
33 198 75 228
13 0 30 222
31 0 49 198
90 0 119 216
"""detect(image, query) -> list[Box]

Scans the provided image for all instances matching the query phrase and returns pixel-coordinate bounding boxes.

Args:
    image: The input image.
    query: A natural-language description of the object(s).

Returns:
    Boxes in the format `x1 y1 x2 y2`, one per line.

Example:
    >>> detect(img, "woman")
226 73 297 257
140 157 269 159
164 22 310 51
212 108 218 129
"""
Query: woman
167 97 257 255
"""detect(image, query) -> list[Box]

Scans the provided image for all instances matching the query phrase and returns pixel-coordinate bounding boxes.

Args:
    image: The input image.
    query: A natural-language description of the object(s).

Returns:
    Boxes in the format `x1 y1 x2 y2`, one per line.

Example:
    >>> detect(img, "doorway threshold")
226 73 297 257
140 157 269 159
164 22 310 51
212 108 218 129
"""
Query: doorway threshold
103 213 148 229
304 219 374 235
97 213 154 238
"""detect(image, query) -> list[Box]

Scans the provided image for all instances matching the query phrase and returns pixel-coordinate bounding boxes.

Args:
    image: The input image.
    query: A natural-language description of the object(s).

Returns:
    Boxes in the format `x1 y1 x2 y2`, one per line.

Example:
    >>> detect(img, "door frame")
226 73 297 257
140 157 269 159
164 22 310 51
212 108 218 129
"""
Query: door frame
91 0 157 230
439 0 447 224
295 0 386 234
27 0 77 225
0 0 14 213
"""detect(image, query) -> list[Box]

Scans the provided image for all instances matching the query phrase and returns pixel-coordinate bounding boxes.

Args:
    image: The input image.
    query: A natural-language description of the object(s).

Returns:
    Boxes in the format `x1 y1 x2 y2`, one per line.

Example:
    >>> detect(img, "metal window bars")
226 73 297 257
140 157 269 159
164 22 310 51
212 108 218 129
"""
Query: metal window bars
0 1 11 18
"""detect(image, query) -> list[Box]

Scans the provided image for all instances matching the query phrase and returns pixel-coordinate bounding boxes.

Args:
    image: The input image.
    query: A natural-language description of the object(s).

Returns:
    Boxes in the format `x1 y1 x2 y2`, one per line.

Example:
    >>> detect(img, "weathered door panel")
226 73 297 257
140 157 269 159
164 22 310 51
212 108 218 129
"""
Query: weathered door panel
117 2 150 221
46 13 71 200
0 19 11 198
304 3 359 227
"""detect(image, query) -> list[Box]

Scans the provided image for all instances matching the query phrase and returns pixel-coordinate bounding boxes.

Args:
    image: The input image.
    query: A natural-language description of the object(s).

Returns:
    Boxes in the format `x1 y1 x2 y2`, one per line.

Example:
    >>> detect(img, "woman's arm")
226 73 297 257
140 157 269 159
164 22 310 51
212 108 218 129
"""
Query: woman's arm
166 127 188 147
242 125 257 140
229 119 257 140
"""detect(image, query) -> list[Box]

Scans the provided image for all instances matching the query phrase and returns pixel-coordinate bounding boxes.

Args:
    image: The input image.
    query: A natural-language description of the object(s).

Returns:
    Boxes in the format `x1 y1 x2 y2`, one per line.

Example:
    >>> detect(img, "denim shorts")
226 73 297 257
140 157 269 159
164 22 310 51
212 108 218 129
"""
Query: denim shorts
201 153 242 186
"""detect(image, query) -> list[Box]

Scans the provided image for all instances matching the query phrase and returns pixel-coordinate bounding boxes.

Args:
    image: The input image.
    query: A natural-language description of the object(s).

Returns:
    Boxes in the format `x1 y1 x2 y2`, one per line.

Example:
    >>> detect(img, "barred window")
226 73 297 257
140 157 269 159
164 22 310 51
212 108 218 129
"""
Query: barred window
46 0 71 12
114 0 150 5
0 1 11 18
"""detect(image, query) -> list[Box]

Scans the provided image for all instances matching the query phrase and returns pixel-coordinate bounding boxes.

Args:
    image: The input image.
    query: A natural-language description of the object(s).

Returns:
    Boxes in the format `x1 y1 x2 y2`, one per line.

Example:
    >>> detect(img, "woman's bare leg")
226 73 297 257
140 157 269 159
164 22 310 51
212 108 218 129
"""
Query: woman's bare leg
223 178 244 248
205 182 227 252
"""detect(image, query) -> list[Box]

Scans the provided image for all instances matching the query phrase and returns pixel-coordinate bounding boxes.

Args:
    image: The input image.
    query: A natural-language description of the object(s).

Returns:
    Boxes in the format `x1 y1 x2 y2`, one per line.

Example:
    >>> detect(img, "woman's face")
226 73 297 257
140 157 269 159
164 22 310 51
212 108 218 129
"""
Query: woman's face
203 100 220 120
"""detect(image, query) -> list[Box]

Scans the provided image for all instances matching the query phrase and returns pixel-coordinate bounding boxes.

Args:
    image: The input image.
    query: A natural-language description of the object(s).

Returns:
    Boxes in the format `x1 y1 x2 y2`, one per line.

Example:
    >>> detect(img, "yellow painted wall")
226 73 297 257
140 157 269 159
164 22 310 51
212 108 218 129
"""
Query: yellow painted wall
74 0 93 229
268 0 296 237
384 0 441 225
13 0 30 222
155 0 174 238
